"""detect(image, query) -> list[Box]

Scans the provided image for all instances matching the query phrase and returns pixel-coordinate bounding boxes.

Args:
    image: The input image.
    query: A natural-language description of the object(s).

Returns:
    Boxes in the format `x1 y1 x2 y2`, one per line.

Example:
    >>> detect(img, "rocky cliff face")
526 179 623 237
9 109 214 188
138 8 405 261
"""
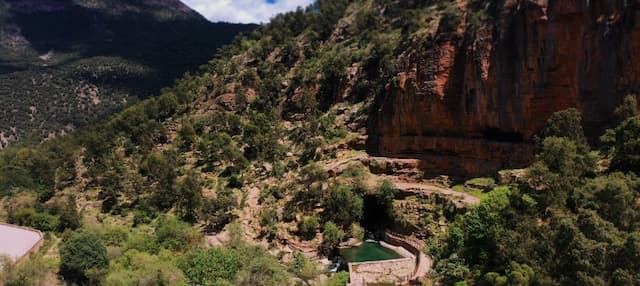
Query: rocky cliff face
369 0 640 177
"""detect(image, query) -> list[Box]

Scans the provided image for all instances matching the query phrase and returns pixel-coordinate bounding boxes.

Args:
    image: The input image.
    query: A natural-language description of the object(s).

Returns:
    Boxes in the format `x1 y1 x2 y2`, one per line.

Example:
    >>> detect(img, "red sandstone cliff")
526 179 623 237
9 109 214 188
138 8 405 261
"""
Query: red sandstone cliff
368 0 640 177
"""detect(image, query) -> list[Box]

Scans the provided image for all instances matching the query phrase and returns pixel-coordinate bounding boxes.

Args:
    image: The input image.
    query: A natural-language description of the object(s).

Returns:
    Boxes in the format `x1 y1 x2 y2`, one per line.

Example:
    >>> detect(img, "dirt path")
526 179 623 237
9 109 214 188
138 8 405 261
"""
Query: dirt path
240 186 261 240
413 252 433 280
384 231 433 281
321 151 481 207
391 181 480 206
366 173 480 207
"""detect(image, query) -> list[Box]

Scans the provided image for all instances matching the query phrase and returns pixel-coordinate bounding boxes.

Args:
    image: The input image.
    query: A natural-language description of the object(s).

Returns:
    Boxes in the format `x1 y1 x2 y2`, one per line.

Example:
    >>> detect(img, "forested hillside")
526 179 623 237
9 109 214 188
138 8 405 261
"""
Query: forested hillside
1 0 639 285
0 0 255 147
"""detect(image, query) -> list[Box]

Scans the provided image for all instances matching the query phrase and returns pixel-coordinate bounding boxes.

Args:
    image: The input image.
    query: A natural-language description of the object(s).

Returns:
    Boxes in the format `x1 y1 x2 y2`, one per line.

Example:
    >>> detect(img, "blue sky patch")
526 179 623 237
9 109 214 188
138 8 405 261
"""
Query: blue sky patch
182 0 314 23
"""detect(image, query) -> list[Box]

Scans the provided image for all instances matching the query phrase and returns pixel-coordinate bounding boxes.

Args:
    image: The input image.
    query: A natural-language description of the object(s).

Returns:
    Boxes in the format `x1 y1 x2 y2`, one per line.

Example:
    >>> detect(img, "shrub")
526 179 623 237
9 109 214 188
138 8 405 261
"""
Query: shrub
140 152 178 210
608 116 640 173
350 223 365 241
202 188 238 233
614 94 639 122
237 256 289 286
178 119 197 150
227 175 244 189
536 137 595 178
0 256 51 286
538 108 588 148
322 271 349 286
57 195 82 232
376 180 398 212
182 248 242 286
154 216 201 252
259 207 278 239
8 208 58 232
322 221 344 252
124 232 160 254
104 250 186 286
323 186 363 227
59 231 109 284
289 252 319 281
299 215 320 240
438 2 462 32
175 170 203 223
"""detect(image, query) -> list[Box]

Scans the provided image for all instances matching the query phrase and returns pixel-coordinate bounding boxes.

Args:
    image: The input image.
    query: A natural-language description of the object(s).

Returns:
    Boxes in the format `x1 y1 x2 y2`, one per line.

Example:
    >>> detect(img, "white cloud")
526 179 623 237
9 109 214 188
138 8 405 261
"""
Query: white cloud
182 0 314 23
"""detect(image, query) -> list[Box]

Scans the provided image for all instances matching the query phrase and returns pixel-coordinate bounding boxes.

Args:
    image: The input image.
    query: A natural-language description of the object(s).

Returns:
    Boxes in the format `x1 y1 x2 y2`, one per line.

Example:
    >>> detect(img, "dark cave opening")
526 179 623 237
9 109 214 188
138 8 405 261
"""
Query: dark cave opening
361 195 392 236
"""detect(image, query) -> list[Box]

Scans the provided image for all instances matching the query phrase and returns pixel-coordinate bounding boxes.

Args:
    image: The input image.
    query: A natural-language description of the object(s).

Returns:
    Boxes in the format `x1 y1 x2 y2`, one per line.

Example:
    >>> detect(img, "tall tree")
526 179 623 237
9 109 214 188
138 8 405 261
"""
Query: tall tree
59 231 108 284
176 170 203 223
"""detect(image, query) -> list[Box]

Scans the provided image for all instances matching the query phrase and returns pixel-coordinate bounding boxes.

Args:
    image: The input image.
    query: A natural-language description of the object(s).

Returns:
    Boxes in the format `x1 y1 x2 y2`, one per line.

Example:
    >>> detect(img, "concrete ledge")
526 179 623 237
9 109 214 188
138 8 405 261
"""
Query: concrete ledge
348 257 414 286
346 241 417 286
0 222 44 263
380 240 415 260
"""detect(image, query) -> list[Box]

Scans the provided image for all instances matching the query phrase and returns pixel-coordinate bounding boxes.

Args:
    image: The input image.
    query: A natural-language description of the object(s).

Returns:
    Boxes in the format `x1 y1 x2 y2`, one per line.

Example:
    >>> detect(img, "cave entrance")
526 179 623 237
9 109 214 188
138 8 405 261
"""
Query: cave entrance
361 195 392 237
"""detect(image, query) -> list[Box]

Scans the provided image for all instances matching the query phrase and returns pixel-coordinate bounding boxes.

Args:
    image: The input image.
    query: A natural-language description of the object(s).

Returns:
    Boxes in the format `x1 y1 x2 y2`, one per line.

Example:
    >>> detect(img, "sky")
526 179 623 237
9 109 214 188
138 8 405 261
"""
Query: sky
182 0 315 24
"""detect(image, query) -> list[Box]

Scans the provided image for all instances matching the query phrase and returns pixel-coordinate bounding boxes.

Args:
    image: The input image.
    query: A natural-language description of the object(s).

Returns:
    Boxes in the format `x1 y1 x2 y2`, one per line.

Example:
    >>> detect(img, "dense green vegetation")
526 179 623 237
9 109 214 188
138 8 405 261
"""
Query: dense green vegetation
0 0 376 284
429 108 640 285
0 0 254 146
1 0 639 285
60 231 109 284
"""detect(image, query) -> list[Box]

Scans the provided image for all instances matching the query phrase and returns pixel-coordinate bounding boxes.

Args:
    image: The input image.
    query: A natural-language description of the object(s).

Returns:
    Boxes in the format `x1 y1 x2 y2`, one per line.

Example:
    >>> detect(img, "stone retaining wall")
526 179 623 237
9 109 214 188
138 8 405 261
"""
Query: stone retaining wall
346 240 417 286
347 257 415 286
384 231 432 280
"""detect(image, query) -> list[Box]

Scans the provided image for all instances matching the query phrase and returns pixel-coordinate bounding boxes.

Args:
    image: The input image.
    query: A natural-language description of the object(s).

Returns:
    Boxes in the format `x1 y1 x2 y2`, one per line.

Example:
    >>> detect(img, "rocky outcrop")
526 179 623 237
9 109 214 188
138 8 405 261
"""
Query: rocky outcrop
369 0 640 177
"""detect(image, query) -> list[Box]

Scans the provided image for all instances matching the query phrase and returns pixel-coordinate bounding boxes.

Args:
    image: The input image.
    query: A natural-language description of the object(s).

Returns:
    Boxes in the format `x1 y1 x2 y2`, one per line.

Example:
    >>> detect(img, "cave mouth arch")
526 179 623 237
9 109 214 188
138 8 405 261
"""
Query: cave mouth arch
361 195 392 236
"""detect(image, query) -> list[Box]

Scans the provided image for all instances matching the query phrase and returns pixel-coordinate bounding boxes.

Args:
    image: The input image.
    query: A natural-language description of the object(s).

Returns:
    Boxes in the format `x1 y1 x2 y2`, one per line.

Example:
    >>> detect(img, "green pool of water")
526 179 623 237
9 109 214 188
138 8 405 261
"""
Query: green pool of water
340 242 402 263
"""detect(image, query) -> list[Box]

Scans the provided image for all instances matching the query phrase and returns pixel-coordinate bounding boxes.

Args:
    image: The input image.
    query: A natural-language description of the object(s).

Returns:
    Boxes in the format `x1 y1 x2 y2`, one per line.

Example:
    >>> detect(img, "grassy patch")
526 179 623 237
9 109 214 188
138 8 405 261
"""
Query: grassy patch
453 185 488 200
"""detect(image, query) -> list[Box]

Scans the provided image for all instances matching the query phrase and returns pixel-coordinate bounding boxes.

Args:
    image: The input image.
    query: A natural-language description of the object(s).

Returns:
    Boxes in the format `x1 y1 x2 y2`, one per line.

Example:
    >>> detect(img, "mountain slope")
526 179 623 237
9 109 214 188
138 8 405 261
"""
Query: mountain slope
0 0 255 147
0 1 640 286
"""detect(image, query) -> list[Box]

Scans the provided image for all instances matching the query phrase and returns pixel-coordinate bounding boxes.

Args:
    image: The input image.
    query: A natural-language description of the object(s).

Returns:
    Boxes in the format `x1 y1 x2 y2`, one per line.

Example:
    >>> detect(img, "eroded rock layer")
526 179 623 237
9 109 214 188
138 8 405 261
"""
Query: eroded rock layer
369 0 640 177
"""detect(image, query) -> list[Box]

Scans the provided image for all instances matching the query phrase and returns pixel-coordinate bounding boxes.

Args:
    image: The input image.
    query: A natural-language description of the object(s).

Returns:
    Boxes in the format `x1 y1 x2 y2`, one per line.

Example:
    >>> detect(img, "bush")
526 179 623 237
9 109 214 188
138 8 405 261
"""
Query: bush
154 216 201 252
536 137 595 178
376 180 398 213
322 271 349 286
124 232 160 254
182 248 242 285
140 152 178 210
438 2 462 32
288 252 319 281
608 116 640 173
299 215 320 240
227 175 244 189
259 207 278 240
59 231 109 284
8 208 58 232
202 188 238 233
104 250 185 286
350 223 365 241
322 221 344 253
1 256 51 286
614 94 639 122
178 119 197 150
175 170 203 223
538 108 588 148
323 186 363 227
57 196 82 232
237 256 289 286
